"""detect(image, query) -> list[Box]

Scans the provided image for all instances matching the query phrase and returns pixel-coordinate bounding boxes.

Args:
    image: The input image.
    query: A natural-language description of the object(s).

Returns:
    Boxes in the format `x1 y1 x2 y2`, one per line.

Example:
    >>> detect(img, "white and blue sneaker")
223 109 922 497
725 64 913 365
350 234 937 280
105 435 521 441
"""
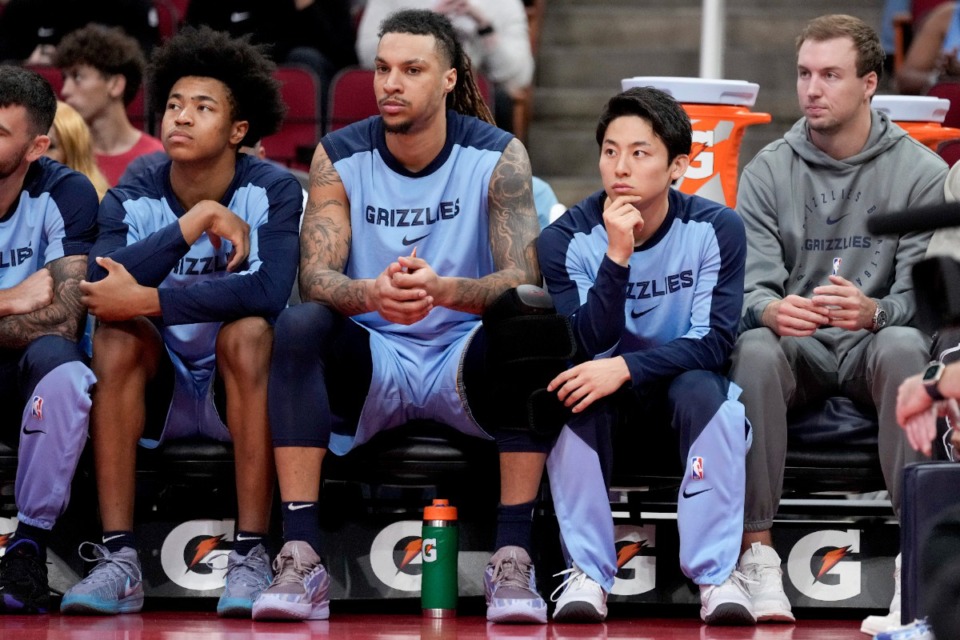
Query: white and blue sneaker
61 544 144 615
217 544 272 618
551 563 607 622
484 546 548 624
251 541 330 621
875 618 935 640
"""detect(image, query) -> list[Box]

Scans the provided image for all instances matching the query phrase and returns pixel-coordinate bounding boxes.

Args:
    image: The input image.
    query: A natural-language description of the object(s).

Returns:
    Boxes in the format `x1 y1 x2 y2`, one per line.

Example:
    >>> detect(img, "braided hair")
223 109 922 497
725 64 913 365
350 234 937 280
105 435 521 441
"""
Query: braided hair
378 9 495 125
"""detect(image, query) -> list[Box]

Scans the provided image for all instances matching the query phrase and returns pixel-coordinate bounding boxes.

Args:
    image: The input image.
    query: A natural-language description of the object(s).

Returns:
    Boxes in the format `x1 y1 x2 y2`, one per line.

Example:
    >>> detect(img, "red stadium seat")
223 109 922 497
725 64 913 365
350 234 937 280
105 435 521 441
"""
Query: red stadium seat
152 0 183 41
262 65 322 170
327 66 494 133
24 64 63 97
938 138 960 166
928 81 960 129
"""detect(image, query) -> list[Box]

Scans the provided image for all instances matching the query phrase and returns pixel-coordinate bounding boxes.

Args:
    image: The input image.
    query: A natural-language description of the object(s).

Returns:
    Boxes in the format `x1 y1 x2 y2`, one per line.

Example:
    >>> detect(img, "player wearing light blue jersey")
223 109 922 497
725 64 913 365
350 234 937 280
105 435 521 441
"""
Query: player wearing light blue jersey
61 27 300 619
257 10 549 624
0 66 98 614
537 87 753 625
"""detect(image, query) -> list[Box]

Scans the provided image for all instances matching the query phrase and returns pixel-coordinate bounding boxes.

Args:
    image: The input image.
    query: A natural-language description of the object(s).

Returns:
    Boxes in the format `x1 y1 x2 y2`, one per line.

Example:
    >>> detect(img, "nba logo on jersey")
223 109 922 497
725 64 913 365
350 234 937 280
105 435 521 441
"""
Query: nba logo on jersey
690 456 704 480
31 396 43 420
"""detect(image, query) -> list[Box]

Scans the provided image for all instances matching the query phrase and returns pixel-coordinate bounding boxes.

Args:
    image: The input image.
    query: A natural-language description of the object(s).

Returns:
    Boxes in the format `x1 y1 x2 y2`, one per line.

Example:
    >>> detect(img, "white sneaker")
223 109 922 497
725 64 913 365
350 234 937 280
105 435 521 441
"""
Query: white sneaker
550 564 607 623
738 542 795 623
699 571 757 625
861 553 902 635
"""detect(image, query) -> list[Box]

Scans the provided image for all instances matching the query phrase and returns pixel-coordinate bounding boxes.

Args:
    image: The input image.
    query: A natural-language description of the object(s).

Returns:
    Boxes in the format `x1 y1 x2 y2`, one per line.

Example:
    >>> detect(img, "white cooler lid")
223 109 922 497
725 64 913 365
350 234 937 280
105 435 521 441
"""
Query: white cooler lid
872 95 950 123
620 76 760 107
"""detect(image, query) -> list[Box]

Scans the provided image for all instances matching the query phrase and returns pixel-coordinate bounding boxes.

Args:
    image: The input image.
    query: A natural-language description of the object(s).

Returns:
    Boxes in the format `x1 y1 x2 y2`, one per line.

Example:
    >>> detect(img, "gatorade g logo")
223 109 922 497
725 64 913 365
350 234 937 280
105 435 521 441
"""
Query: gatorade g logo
685 129 715 180
422 538 438 563
787 529 861 602
611 524 656 596
160 519 234 591
369 520 423 592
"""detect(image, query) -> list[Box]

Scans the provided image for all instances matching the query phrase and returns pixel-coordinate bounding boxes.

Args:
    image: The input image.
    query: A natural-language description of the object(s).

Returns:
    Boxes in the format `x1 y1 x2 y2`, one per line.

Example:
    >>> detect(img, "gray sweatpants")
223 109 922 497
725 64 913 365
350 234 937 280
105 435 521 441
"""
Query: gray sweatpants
730 326 930 530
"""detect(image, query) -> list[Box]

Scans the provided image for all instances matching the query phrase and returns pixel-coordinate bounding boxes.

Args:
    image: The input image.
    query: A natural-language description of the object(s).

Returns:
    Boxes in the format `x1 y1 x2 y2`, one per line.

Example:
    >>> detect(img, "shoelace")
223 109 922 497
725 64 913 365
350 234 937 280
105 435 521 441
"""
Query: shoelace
272 547 315 586
549 565 589 602
77 542 142 584
491 556 532 593
225 549 270 588
727 570 758 591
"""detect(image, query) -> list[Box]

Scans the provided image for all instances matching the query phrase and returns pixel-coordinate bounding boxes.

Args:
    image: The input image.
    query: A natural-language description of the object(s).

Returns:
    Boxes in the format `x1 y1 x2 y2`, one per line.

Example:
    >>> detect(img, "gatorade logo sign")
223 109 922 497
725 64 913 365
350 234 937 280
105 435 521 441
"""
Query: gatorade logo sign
422 538 438 563
611 524 656 596
786 528 861 602
160 519 234 591
369 520 423 592
685 129 715 181
0 517 15 555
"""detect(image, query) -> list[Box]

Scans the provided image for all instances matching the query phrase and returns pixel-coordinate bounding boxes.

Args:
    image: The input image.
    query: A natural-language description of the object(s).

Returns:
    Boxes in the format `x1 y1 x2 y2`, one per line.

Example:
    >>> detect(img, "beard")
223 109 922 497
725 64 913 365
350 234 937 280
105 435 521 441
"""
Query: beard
383 118 414 135
0 141 31 180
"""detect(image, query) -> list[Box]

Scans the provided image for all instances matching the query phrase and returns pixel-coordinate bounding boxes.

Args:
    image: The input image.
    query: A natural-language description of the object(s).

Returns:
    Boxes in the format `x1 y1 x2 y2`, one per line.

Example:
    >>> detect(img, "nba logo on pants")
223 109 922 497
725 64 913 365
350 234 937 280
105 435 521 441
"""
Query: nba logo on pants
31 396 43 420
690 456 704 480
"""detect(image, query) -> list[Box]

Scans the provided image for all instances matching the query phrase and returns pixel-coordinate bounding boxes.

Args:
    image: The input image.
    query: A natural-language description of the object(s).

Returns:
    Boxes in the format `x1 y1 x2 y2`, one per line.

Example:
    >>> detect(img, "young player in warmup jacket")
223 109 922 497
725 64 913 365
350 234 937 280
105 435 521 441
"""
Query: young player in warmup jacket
0 66 98 614
59 27 302 618
537 87 754 625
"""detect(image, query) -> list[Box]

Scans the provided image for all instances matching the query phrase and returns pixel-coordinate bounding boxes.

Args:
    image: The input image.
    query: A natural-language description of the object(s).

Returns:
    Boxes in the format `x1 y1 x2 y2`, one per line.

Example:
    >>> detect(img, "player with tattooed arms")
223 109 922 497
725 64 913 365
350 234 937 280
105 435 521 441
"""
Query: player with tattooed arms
256 9 551 624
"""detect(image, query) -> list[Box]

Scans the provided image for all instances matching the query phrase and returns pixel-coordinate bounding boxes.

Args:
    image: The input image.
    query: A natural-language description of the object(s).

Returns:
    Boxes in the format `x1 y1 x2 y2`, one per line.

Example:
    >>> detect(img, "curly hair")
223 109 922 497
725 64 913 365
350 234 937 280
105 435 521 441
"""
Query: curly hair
53 25 146 106
149 26 285 147
596 87 692 164
0 65 57 135
378 9 494 125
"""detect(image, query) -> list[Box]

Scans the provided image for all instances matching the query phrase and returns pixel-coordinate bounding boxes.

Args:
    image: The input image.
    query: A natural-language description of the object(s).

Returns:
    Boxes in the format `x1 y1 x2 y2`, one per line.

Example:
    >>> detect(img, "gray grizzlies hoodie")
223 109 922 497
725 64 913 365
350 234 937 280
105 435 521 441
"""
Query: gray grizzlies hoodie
737 110 947 358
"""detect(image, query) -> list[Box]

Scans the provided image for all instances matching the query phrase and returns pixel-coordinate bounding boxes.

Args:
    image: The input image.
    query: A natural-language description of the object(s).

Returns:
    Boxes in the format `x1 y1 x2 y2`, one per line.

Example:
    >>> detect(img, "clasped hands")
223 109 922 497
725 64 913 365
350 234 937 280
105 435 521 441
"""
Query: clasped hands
764 275 877 337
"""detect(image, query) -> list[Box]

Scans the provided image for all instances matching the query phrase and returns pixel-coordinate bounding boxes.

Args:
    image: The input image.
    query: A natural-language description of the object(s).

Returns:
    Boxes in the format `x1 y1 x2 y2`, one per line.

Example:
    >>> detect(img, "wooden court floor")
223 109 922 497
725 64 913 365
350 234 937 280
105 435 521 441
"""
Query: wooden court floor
2 612 872 640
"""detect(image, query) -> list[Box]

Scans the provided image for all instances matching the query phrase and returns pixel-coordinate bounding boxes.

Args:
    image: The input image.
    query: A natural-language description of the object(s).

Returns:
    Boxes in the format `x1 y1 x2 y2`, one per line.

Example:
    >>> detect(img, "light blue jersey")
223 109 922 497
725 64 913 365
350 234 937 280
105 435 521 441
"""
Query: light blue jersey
320 112 513 452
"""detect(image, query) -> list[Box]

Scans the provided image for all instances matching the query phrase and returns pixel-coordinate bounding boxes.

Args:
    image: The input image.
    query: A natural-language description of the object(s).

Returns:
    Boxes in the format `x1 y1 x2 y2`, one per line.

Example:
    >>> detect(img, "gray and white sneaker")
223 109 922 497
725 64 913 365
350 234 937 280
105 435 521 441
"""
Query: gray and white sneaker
217 544 273 618
61 544 144 615
738 542 795 622
252 541 330 621
551 563 607 623
484 546 548 624
700 570 757 625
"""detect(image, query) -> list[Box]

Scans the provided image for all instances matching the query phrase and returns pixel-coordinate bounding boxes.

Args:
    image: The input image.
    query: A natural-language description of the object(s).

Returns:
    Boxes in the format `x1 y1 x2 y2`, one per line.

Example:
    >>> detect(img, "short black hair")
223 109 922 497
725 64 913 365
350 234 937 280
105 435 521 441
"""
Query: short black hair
596 87 692 163
0 65 57 135
54 25 146 106
149 26 285 147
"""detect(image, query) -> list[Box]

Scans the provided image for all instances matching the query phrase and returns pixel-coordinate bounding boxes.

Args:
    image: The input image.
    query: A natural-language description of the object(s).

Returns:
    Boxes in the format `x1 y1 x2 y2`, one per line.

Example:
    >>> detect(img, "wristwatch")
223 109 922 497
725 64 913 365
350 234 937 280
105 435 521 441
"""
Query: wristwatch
871 303 888 332
922 361 947 401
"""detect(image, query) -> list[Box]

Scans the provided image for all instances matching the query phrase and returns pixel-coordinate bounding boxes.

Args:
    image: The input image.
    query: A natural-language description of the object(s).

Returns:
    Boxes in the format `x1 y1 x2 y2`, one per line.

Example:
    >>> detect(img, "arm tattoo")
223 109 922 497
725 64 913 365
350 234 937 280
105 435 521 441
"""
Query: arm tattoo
0 255 87 349
299 149 371 315
448 138 541 314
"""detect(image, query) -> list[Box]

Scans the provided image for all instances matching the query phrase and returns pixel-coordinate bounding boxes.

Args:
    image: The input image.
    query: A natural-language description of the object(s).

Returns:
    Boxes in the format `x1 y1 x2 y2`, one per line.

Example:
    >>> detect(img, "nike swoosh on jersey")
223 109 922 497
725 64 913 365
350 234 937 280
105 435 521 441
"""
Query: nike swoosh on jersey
825 214 849 225
630 305 659 319
402 233 430 246
682 486 713 499
21 427 45 435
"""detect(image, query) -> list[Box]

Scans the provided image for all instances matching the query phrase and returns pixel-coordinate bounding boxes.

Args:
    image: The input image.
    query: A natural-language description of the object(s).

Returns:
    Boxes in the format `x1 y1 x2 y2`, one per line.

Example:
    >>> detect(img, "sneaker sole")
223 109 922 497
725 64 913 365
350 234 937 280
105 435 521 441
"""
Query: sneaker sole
60 593 144 615
756 610 796 623
217 598 253 619
702 602 757 626
252 598 330 621
553 600 607 623
487 602 548 624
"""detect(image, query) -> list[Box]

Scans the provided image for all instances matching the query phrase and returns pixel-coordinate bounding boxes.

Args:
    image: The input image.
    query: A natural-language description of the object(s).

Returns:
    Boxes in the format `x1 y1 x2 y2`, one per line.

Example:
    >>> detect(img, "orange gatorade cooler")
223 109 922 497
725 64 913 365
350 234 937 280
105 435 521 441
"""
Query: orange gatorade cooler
621 77 771 208
871 95 960 151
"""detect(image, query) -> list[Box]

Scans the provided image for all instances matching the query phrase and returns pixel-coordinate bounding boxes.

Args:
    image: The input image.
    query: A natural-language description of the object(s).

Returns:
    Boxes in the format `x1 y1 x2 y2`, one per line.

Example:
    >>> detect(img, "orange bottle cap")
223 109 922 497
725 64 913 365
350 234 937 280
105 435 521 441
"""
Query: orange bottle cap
424 498 457 520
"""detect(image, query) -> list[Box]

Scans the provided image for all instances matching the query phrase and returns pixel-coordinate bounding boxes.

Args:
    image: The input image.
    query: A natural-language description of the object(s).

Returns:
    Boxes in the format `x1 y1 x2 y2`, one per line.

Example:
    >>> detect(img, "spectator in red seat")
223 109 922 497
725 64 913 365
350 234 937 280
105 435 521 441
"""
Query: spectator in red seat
896 1 960 94
729 14 947 632
53 24 163 186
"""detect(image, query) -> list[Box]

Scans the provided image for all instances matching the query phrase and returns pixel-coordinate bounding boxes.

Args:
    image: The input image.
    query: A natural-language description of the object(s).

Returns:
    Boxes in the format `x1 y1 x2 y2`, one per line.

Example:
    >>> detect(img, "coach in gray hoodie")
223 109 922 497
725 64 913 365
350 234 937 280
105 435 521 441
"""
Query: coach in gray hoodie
728 14 947 630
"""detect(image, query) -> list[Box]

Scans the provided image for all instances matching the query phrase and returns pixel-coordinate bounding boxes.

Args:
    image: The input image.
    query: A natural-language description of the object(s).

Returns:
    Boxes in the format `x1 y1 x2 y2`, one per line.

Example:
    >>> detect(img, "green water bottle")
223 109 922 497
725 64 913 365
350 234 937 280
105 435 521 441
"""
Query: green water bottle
421 498 458 617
